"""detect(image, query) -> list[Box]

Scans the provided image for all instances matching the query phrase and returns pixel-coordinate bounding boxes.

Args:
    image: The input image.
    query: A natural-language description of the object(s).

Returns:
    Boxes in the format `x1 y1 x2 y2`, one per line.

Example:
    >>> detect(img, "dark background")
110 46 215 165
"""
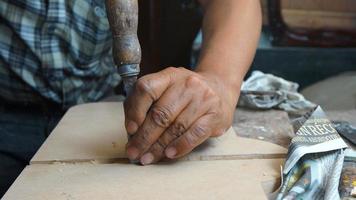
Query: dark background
137 0 356 90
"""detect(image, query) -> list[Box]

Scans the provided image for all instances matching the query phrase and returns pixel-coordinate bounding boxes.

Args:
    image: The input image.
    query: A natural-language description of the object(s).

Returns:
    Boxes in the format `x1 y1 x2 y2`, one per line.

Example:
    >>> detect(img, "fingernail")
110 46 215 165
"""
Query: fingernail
126 146 139 160
127 121 138 134
140 153 154 165
165 147 177 158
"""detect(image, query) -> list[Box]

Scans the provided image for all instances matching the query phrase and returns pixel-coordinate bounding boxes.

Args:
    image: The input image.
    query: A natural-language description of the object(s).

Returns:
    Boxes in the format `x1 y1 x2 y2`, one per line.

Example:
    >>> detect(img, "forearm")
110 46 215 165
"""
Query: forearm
196 0 262 93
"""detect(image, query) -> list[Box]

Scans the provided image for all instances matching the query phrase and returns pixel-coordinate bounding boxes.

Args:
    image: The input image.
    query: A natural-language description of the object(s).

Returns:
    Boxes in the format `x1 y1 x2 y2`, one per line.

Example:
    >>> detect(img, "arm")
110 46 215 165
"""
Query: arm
196 0 262 105
124 0 262 165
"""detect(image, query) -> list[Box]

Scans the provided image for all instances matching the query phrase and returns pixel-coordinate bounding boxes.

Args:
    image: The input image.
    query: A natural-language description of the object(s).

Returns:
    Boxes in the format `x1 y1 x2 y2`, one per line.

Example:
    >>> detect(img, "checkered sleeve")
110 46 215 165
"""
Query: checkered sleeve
0 0 120 108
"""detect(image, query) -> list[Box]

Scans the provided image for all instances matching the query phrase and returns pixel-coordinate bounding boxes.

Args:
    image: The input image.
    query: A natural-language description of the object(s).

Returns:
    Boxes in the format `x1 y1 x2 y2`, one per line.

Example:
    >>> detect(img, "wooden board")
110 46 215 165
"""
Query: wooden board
281 0 356 12
282 0 356 30
31 103 127 163
4 102 289 199
260 0 356 29
31 102 287 164
3 159 284 200
282 9 356 30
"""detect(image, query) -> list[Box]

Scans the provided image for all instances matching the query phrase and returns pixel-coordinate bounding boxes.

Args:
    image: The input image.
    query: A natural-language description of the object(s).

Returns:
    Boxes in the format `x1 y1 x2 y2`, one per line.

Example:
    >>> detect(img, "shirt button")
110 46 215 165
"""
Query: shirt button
94 6 106 17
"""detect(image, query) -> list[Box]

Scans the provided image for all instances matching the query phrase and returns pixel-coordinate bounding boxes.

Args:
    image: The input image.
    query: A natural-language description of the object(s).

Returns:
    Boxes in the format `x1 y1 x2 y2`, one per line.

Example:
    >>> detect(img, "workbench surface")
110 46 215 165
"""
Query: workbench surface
4 102 354 199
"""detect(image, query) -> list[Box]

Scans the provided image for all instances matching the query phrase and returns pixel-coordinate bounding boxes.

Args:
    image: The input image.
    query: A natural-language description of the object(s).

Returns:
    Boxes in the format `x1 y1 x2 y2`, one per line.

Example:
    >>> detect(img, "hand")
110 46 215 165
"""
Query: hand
124 67 240 165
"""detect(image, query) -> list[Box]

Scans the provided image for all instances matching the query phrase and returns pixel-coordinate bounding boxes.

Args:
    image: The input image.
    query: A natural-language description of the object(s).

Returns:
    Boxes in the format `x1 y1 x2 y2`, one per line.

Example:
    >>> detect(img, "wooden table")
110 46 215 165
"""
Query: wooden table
4 101 356 199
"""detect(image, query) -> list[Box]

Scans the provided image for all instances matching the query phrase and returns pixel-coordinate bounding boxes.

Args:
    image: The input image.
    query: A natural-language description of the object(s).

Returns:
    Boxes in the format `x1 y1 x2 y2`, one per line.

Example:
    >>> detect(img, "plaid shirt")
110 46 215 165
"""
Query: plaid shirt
0 0 120 108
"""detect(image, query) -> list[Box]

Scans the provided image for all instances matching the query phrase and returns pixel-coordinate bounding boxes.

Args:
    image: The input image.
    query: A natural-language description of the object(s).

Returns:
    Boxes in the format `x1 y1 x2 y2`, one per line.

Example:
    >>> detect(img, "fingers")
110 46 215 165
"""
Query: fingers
124 67 234 164
124 67 176 134
165 114 219 159
126 81 193 161
140 94 213 165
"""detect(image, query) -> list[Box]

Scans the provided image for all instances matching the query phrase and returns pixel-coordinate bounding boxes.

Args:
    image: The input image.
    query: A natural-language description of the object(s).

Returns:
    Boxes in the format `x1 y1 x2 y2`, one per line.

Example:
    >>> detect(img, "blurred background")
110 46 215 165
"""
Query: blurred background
136 0 356 110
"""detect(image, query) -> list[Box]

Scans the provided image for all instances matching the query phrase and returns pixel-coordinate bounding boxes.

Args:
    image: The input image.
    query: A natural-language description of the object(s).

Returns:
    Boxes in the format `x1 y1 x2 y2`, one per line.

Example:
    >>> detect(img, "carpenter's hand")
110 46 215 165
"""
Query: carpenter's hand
124 67 240 165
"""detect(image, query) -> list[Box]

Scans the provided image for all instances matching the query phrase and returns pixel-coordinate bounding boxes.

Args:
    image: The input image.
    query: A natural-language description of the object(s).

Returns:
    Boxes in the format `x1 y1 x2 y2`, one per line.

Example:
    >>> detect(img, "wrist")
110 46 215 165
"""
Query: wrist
195 68 242 107
195 58 245 88
195 64 243 90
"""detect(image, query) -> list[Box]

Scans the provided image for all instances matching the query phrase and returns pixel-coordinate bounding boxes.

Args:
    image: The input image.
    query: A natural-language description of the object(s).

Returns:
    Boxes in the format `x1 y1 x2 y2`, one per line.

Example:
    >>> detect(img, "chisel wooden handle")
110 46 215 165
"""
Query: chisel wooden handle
105 0 141 77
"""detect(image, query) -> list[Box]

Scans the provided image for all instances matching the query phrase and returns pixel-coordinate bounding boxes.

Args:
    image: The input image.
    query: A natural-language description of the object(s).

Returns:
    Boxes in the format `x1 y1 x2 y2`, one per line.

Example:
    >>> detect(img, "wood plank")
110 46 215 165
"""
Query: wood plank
185 127 287 161
282 0 356 12
31 102 287 164
260 0 356 26
3 159 284 200
31 102 128 163
282 9 356 30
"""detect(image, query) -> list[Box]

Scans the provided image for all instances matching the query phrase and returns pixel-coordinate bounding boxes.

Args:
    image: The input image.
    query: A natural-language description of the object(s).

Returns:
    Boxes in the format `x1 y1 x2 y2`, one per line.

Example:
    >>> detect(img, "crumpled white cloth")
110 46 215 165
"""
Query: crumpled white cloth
239 71 316 116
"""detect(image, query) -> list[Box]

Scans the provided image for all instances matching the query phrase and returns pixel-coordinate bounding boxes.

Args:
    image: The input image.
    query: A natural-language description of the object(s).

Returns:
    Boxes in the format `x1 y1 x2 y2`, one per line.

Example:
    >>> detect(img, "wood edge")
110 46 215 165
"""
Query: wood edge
30 153 286 165
30 158 129 165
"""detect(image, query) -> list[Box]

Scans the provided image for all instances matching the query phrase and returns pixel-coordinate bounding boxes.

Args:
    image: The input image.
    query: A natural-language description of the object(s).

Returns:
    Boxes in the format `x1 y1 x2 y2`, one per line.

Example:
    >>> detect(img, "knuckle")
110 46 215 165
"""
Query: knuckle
207 109 220 119
203 87 216 99
136 78 150 92
149 140 165 156
169 122 187 139
137 129 151 147
150 106 173 128
185 75 203 88
136 78 156 100
165 66 177 73
187 125 208 146
177 67 189 73
192 124 208 138
155 139 166 150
